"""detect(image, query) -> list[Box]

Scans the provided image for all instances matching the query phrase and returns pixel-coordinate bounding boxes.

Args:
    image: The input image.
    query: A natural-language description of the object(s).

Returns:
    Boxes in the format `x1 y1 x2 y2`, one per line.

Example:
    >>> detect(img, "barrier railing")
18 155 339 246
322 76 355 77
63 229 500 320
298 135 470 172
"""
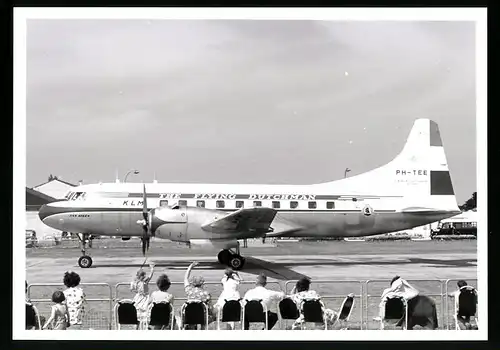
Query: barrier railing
27 283 113 330
284 279 364 330
114 280 284 328
443 278 478 330
26 278 478 330
365 279 451 330
114 280 284 303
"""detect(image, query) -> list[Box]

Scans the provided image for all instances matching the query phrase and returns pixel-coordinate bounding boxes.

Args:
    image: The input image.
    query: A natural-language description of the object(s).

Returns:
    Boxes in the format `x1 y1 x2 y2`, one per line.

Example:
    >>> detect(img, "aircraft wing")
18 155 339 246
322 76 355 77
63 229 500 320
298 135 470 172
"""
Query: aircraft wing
201 207 277 234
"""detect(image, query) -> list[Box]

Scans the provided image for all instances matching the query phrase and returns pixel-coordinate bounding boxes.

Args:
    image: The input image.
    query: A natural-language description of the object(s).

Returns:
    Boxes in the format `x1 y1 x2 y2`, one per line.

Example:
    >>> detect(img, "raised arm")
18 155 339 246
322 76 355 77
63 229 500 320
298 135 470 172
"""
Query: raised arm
145 262 155 282
184 261 198 287
234 272 242 283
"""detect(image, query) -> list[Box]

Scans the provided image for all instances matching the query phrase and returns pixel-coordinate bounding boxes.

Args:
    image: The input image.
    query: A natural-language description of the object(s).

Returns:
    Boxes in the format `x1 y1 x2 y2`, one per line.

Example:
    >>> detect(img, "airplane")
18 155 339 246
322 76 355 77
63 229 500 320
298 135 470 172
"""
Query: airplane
38 118 461 270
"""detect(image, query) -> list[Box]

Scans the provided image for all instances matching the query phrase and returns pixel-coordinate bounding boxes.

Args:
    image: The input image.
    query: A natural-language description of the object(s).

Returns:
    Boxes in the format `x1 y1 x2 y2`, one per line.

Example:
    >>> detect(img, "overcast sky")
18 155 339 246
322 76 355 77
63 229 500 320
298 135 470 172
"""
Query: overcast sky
26 20 476 202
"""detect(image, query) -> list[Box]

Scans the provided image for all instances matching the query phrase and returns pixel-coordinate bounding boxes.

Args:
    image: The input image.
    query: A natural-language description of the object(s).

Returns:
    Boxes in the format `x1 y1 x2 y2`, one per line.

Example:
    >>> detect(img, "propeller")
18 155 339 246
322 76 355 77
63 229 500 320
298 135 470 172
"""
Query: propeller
140 184 150 256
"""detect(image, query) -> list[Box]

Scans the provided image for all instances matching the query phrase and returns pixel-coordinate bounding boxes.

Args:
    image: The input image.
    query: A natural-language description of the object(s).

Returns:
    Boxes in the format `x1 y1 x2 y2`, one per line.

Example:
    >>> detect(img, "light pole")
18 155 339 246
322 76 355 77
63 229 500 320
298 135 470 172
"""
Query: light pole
124 169 140 183
344 168 351 178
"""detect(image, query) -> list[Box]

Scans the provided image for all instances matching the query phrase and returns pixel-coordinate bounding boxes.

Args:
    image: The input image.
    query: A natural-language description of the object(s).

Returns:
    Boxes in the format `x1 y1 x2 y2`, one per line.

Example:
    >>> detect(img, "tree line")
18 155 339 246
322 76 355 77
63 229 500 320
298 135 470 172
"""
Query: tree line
459 192 477 211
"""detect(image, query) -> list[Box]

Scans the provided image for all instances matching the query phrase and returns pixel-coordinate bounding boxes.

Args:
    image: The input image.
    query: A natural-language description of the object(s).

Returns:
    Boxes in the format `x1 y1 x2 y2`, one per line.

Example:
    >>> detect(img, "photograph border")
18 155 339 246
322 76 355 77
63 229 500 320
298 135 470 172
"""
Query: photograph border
13 6 488 341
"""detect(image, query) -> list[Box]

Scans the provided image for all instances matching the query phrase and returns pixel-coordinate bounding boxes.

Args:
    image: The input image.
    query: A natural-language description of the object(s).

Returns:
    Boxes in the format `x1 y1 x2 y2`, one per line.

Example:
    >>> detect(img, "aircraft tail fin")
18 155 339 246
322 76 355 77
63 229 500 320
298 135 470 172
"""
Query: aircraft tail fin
318 119 460 213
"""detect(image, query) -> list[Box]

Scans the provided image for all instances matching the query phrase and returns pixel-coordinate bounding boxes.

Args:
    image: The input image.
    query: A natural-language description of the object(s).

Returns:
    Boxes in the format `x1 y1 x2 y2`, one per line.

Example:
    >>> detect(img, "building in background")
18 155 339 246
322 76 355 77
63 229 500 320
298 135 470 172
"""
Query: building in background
32 178 76 199
26 187 61 239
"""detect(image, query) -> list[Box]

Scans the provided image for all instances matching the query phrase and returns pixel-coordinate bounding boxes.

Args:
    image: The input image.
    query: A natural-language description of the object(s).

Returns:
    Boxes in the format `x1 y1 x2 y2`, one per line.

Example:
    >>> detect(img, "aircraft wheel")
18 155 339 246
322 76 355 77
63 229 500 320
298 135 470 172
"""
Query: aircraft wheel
217 250 231 265
78 255 93 268
229 255 244 270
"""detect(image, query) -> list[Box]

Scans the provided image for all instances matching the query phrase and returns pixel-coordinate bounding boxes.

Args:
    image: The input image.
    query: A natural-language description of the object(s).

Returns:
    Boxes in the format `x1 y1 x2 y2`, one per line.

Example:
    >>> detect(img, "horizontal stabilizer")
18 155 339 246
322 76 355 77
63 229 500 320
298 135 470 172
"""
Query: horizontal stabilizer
401 206 461 215
201 207 277 234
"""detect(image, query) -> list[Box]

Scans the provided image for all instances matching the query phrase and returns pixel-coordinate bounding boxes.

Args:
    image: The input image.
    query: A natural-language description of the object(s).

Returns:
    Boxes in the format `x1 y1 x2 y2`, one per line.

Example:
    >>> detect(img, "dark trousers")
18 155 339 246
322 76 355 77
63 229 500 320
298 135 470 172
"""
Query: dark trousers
244 311 278 330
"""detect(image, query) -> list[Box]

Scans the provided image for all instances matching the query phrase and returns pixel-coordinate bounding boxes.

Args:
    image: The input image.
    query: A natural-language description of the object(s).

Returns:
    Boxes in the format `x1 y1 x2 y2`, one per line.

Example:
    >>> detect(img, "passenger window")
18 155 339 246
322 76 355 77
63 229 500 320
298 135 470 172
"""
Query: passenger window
308 201 317 209
159 200 169 207
326 201 335 209
196 200 205 208
253 201 262 207
272 201 280 209
290 201 298 209
178 200 187 206
236 201 244 209
216 200 225 208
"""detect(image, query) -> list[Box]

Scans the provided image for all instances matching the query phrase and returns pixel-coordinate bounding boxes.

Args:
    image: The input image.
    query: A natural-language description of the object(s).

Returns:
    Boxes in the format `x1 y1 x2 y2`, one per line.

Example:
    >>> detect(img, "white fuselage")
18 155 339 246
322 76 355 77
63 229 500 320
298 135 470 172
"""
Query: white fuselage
38 119 462 247
39 182 457 244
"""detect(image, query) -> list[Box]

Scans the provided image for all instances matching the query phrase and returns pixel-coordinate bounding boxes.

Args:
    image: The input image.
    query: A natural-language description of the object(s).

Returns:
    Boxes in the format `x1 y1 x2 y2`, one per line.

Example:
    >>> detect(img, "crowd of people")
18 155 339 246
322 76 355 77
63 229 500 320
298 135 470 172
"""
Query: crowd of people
25 262 478 330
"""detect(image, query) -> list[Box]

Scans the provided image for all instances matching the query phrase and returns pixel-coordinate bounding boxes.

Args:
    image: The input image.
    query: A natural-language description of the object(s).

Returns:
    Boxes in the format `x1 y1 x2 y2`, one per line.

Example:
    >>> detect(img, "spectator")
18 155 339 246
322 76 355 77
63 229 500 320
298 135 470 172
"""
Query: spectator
131 262 155 329
183 261 215 329
150 273 174 304
148 273 175 330
25 281 45 330
63 271 87 329
243 273 285 330
289 277 339 329
215 268 242 330
215 268 242 309
375 275 419 321
451 280 478 330
42 291 70 330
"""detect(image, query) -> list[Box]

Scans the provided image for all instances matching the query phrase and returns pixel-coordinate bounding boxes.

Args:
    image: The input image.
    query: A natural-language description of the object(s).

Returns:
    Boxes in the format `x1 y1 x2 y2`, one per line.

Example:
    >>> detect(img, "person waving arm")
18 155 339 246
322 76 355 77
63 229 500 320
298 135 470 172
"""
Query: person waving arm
184 261 198 287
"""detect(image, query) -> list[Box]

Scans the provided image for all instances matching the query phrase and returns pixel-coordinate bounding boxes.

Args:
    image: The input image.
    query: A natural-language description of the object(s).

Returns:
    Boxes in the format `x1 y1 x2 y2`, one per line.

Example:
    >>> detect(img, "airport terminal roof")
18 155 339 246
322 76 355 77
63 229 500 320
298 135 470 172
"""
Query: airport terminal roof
26 187 56 211
32 178 77 188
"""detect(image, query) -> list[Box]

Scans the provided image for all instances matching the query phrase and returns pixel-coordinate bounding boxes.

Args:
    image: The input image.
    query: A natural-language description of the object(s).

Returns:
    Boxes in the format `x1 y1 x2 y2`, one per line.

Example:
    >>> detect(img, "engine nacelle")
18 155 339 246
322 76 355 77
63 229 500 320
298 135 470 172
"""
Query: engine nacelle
149 205 189 241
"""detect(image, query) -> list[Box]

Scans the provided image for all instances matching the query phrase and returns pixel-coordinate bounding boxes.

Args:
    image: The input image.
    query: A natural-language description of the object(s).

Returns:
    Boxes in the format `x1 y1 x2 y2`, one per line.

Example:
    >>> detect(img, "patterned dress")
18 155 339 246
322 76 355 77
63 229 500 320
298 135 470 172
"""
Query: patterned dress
185 285 215 324
63 287 86 327
131 280 150 327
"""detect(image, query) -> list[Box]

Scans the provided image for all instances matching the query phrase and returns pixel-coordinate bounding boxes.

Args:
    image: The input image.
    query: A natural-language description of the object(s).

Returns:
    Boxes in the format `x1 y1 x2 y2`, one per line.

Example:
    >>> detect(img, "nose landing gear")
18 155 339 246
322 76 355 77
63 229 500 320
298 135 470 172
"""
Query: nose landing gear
76 233 93 268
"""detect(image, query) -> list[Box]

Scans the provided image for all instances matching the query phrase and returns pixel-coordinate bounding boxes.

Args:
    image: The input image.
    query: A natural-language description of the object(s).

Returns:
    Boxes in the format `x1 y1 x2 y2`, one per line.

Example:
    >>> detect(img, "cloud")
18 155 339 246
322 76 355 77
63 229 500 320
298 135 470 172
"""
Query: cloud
26 20 476 201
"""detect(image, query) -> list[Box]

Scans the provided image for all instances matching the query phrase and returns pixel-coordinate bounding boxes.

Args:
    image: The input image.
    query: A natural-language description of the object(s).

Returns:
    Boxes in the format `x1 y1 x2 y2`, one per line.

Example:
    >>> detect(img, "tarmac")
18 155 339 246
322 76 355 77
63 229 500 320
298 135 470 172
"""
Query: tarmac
25 239 477 330
26 239 477 284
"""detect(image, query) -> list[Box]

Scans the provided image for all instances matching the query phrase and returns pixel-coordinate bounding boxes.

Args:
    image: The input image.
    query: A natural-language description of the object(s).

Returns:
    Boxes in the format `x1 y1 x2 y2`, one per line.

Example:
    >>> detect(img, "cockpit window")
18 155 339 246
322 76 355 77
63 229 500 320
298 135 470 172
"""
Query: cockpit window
70 192 86 201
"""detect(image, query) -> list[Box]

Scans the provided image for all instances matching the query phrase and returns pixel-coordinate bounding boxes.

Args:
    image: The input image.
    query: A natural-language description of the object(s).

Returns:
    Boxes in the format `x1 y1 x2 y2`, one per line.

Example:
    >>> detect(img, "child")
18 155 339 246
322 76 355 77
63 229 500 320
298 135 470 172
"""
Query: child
131 262 155 329
42 291 70 330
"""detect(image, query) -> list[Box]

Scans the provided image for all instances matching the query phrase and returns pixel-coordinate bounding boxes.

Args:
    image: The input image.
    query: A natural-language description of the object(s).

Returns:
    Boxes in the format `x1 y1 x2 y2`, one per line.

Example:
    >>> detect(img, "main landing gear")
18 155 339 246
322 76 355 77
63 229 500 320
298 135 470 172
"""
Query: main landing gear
217 242 246 270
76 233 93 268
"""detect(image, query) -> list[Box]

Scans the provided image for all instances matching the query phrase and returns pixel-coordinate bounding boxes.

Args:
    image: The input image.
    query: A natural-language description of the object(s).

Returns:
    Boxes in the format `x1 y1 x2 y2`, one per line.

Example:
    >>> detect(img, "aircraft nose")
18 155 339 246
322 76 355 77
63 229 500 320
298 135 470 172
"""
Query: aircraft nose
38 204 54 221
